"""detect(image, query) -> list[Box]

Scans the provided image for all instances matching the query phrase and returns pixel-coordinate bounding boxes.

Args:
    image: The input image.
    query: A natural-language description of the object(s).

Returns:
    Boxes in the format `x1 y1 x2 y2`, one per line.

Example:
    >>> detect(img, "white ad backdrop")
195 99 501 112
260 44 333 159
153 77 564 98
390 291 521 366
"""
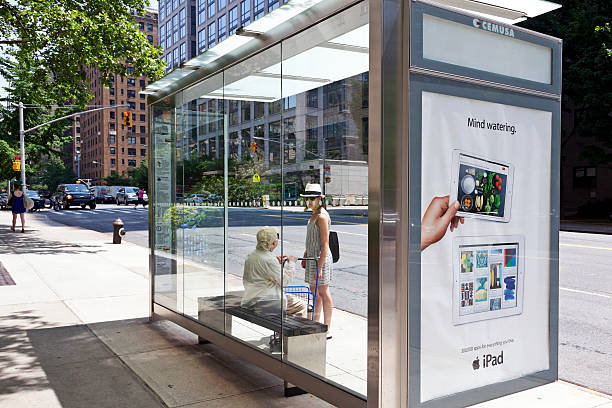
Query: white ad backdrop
420 91 552 402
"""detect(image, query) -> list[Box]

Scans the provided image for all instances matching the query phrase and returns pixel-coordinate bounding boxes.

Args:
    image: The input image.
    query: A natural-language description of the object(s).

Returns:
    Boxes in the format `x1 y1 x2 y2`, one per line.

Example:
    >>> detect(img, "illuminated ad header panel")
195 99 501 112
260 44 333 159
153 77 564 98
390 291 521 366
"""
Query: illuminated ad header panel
410 0 562 95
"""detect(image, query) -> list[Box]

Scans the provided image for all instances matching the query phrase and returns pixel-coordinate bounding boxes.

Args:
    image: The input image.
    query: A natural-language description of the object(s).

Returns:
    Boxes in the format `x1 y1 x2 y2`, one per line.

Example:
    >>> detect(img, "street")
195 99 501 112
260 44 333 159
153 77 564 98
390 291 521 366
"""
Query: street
28 206 612 395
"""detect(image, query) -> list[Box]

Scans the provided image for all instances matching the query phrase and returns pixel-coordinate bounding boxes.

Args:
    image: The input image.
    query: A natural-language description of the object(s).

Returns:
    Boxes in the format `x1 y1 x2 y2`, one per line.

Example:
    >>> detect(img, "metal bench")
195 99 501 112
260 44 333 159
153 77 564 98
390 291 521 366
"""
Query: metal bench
197 292 327 396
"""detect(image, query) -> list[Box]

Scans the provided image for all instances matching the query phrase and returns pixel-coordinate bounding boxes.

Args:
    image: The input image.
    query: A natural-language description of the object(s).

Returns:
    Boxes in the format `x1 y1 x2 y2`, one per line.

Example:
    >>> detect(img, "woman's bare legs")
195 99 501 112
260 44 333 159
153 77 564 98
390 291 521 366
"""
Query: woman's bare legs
11 213 17 231
310 284 333 332
19 213 25 231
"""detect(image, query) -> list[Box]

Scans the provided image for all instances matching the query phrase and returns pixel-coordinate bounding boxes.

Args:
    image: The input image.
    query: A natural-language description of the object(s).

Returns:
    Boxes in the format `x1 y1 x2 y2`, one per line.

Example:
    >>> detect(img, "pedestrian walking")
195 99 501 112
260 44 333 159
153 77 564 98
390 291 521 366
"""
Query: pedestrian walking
8 181 26 233
300 183 334 339
135 188 145 208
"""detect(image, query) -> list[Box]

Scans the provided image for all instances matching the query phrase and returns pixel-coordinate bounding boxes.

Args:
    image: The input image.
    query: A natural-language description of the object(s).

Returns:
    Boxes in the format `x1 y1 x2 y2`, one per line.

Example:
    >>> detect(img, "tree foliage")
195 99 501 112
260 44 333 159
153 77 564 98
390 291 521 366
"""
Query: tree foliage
0 0 164 106
29 157 76 193
519 0 612 165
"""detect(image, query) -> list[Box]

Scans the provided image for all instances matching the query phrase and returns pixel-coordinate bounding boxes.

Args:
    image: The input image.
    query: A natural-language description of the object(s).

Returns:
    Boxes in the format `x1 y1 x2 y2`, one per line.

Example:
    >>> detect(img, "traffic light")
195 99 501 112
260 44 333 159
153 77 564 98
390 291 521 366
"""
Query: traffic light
12 160 20 171
123 111 132 127
250 142 257 153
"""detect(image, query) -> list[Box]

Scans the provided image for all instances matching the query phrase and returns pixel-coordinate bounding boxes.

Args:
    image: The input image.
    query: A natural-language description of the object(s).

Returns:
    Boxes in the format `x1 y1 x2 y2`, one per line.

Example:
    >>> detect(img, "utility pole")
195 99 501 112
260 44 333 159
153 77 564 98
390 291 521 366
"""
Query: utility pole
18 102 25 188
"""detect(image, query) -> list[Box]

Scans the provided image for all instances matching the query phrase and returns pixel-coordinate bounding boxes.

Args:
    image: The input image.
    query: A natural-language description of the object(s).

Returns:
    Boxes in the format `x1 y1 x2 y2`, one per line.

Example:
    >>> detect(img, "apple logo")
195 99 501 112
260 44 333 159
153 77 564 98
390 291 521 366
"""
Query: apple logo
472 357 480 370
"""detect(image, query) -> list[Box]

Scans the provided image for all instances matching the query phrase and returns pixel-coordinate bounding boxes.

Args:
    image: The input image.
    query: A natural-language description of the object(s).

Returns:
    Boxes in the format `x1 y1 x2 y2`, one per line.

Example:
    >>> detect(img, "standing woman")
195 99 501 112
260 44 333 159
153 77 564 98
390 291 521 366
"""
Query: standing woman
8 181 26 233
301 183 333 338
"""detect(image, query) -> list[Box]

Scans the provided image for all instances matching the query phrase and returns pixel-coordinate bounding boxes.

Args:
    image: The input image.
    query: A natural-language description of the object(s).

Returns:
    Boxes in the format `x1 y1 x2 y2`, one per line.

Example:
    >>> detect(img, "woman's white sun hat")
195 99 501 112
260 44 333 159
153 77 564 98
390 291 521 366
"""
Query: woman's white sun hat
300 183 324 198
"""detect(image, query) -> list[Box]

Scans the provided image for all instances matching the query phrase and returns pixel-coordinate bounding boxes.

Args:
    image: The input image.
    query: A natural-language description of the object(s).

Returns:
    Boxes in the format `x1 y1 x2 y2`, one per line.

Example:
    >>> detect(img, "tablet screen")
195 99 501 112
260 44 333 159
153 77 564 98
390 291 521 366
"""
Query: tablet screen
457 242 519 317
456 153 509 218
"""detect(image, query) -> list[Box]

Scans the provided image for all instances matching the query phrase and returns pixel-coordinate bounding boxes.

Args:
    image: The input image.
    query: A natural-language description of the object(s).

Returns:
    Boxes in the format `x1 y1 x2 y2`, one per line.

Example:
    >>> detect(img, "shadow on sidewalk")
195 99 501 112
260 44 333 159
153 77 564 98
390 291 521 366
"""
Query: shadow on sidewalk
0 311 164 408
0 229 100 256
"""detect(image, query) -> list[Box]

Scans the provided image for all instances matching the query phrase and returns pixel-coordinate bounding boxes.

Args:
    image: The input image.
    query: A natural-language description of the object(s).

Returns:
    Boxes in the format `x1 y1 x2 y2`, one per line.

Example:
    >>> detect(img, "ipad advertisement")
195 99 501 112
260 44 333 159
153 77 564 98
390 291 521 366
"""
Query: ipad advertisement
419 91 552 402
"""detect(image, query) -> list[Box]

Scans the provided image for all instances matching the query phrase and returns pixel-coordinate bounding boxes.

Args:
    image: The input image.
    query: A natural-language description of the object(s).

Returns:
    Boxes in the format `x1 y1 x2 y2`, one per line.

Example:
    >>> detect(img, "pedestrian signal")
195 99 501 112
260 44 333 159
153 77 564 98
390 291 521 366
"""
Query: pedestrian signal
250 142 257 153
12 160 20 171
123 111 132 127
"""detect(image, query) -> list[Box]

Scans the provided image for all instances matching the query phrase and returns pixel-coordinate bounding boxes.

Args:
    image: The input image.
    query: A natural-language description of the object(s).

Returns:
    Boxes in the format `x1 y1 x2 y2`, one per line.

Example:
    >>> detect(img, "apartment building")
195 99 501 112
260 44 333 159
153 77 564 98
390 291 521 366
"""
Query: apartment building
77 9 158 185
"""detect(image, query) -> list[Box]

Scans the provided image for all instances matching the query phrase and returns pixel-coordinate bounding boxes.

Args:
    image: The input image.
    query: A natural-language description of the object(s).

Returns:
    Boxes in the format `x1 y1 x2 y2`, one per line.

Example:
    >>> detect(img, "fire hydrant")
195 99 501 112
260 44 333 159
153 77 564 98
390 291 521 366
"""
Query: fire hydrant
112 218 126 244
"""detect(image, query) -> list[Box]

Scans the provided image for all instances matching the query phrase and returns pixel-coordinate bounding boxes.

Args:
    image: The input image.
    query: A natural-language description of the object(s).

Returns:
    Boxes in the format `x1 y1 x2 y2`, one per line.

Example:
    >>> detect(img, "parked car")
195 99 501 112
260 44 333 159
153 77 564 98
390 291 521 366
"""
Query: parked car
53 184 96 210
0 192 8 210
25 190 45 211
116 187 148 205
91 186 116 203
185 193 209 204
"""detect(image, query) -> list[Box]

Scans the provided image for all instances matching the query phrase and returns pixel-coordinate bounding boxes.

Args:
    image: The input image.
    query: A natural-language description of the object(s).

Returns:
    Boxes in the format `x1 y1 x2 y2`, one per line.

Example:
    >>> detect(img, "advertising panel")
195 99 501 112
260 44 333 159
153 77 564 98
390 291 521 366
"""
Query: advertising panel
419 91 552 402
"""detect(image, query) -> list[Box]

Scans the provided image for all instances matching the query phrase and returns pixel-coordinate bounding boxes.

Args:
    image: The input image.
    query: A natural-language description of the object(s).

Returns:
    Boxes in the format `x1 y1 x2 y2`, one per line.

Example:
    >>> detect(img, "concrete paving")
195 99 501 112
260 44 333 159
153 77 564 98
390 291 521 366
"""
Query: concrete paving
0 214 610 407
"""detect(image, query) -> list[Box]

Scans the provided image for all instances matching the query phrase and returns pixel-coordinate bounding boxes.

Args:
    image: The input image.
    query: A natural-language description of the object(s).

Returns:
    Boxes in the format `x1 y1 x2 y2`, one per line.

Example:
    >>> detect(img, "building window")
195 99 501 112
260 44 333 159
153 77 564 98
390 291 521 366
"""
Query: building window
140 79 145 87
218 15 226 42
128 148 137 156
240 0 250 26
191 6 196 35
109 88 115 96
128 159 137 167
140 114 145 122
166 0 171 16
109 135 116 144
179 8 186 38
284 95 296 110
166 21 172 47
198 29 206 52
172 14 179 43
218 0 226 10
139 22 145 30
76 127 81 133
140 103 145 110
229 7 238 35
208 22 216 47
147 23 153 31
140 149 147 157
307 89 318 108
140 137 146 144
147 34 153 43
197 0 205 24
110 158 116 167
180 42 186 62
254 0 264 19
172 0 178 10
128 137 136 144
166 53 172 71
574 166 597 189
241 101 251 122
127 78 135 86
268 0 279 11
110 111 116 119
160 0 165 19
110 99 115 106
127 90 136 98
110 147 116 155
129 101 136 109
208 0 215 18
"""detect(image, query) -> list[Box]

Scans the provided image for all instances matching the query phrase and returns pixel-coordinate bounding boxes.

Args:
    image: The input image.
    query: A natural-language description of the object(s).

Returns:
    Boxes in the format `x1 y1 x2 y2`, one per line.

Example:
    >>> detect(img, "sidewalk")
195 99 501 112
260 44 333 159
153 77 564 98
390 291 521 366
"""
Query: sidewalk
0 214 610 407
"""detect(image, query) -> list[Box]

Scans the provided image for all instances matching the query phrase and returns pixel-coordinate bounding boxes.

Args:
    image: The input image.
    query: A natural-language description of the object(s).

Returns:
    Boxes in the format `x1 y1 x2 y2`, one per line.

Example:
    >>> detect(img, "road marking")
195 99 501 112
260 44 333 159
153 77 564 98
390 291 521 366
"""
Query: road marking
560 243 612 251
261 214 366 226
336 230 368 237
560 287 612 299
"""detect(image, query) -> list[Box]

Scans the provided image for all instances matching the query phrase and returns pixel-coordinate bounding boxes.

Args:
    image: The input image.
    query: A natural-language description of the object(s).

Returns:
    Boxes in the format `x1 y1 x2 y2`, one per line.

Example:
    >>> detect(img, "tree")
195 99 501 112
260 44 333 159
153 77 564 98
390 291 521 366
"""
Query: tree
30 157 76 193
128 160 149 189
519 0 612 165
103 173 132 186
0 140 17 182
0 0 165 106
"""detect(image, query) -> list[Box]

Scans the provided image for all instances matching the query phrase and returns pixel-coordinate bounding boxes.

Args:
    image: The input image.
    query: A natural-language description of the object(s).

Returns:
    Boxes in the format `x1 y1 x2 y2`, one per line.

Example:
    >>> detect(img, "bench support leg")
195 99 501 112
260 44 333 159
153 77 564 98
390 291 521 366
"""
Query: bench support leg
284 380 307 397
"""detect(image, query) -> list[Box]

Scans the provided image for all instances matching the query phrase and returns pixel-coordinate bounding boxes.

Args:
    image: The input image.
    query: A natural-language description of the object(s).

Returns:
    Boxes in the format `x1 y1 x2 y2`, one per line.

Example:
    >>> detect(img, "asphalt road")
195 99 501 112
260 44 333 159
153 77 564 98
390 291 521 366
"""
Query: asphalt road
30 206 612 395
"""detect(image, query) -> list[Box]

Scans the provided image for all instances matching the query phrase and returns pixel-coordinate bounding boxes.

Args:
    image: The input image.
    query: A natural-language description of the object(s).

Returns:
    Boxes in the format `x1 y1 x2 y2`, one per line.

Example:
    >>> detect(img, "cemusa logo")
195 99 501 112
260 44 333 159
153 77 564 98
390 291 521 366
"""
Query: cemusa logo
472 351 504 370
473 18 515 38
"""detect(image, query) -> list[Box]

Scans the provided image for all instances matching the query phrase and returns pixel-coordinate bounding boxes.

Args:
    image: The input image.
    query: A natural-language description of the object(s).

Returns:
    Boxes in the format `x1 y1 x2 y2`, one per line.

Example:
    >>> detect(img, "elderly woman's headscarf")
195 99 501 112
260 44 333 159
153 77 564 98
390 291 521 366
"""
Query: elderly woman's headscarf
256 226 278 251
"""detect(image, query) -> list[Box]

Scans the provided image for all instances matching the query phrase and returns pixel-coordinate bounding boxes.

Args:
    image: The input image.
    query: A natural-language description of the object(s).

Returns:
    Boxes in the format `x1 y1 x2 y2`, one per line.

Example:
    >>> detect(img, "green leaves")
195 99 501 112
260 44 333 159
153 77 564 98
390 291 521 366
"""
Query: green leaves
0 0 165 106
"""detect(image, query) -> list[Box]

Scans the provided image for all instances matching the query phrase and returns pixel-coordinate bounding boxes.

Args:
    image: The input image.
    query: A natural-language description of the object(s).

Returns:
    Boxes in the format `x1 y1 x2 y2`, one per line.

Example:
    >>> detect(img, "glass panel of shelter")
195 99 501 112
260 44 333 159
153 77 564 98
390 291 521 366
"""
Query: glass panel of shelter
178 73 228 333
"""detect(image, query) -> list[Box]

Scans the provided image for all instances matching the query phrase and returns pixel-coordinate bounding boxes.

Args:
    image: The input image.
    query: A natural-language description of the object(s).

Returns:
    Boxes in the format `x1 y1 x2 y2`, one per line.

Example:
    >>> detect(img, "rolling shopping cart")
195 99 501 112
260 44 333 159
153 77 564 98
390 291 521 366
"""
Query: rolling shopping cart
283 257 320 320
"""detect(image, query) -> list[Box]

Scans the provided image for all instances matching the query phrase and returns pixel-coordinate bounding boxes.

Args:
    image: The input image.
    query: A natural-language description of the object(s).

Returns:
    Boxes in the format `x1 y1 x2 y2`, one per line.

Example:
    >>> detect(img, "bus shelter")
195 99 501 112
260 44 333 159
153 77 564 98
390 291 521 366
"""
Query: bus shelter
145 0 562 406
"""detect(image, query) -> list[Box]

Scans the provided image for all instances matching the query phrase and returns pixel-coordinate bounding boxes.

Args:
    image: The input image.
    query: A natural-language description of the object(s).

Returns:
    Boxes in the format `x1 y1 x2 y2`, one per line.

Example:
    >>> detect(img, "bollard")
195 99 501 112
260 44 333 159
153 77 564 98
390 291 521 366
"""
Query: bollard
112 218 126 244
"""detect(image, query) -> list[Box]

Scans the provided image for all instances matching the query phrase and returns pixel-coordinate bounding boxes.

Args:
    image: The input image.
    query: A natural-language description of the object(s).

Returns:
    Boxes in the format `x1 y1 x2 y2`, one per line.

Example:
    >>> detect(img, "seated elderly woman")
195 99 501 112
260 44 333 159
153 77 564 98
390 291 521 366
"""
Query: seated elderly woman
242 226 307 318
